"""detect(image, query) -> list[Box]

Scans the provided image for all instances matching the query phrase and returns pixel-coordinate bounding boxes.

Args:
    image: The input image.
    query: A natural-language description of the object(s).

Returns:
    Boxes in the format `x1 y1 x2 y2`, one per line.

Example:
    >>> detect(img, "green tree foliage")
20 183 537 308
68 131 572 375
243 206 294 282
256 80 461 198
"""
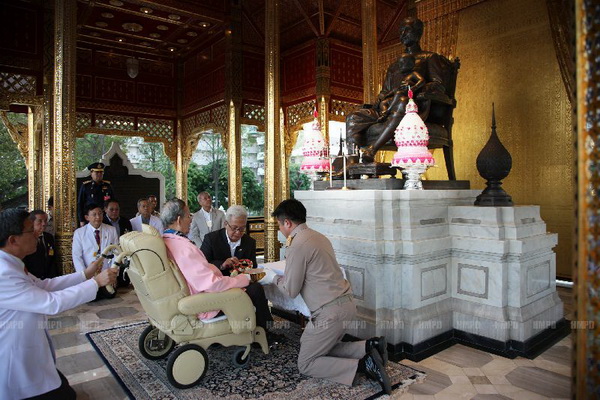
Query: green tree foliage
186 161 264 215
289 163 311 196
75 134 127 172
241 167 264 215
187 159 228 212
0 113 27 207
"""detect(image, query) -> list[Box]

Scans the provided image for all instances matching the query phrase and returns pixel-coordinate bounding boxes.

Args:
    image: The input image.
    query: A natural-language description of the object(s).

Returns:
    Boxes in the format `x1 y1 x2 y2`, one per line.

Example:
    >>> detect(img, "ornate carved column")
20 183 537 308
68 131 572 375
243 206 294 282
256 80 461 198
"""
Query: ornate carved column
26 106 44 210
42 2 55 213
52 0 77 274
361 0 379 103
175 119 188 201
264 0 282 262
225 0 243 206
316 38 330 144
279 108 288 201
575 0 600 396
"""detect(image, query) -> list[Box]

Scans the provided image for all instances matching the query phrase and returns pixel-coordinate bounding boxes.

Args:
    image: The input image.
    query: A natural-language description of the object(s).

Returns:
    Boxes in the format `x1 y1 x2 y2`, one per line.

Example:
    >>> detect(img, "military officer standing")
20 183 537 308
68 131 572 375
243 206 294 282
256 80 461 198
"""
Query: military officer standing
77 163 115 227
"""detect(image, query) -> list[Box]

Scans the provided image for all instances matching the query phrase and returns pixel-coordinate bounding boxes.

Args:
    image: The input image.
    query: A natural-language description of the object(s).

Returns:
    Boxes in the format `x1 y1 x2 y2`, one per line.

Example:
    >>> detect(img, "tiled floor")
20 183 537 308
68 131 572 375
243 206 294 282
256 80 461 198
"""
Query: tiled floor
49 286 574 399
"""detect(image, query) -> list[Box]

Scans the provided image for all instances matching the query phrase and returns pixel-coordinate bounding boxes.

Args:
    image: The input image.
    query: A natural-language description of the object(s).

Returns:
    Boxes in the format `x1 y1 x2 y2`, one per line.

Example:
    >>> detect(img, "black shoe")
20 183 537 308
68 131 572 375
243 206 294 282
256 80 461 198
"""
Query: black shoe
366 336 388 366
362 348 391 395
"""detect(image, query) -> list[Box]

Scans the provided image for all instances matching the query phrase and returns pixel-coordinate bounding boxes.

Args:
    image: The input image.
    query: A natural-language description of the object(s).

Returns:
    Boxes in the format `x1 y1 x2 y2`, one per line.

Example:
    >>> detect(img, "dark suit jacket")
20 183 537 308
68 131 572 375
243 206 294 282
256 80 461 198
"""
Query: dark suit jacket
201 228 257 276
103 215 133 237
23 232 58 279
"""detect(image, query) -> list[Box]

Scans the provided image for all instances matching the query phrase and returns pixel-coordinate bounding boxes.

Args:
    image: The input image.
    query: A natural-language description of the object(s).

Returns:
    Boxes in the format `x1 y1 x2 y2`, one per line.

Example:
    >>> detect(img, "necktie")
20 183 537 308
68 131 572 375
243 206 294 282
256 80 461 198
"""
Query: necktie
38 236 46 259
94 229 101 251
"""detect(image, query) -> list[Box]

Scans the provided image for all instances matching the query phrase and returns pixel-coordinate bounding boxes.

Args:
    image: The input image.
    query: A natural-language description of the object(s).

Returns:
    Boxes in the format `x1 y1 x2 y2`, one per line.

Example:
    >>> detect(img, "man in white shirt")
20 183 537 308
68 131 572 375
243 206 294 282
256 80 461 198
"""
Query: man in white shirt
73 203 119 299
0 208 116 400
189 191 225 247
130 197 164 233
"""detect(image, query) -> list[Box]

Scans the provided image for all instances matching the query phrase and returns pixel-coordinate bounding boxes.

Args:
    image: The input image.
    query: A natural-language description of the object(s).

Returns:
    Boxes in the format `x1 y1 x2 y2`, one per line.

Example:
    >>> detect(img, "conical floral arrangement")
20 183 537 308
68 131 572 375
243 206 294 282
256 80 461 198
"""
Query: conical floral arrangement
391 89 435 168
300 109 330 174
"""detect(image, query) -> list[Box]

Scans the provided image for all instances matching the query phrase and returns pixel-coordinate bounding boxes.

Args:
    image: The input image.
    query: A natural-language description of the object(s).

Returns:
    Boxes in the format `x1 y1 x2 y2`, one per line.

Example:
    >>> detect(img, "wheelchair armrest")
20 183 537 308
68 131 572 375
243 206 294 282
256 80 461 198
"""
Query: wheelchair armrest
177 288 256 334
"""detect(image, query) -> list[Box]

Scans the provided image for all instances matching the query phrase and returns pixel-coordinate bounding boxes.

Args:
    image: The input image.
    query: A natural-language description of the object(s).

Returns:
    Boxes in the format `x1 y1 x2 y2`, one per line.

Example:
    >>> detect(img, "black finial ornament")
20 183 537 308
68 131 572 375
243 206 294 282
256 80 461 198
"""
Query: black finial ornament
474 104 513 206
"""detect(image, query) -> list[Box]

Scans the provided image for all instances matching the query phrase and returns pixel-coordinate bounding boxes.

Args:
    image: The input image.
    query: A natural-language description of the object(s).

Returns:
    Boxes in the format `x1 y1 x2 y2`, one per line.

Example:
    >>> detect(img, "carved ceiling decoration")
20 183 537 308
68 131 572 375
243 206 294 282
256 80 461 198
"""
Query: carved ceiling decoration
76 0 407 60
77 0 226 59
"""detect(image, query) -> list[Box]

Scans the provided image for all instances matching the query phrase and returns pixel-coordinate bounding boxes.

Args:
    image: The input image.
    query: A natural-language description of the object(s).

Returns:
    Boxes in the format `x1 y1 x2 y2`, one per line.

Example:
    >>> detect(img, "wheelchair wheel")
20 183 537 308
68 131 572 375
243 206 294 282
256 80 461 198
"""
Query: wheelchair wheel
167 344 208 389
232 347 250 368
138 325 175 360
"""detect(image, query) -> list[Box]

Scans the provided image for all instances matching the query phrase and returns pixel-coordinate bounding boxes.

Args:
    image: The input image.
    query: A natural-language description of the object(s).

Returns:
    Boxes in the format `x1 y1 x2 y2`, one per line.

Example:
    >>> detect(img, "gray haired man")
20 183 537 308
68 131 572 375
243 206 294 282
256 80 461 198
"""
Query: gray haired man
200 205 256 276
189 192 225 247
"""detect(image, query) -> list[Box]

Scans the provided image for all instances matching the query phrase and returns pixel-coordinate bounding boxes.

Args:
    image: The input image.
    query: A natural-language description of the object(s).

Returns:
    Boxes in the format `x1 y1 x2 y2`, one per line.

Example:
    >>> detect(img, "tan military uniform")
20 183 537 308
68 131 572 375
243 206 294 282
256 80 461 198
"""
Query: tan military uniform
274 223 366 385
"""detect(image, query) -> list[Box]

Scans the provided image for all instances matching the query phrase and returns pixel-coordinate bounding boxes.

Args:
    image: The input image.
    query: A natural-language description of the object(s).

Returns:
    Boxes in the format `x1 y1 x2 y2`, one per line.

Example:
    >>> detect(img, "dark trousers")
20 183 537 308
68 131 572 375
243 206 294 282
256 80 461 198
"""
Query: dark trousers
244 282 273 329
25 369 76 400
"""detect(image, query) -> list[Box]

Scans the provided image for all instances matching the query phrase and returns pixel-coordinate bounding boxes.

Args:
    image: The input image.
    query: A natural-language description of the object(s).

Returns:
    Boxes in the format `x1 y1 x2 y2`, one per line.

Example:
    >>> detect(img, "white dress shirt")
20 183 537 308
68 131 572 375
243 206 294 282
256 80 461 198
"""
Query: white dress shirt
0 250 98 399
226 234 241 257
72 223 118 273
130 215 164 233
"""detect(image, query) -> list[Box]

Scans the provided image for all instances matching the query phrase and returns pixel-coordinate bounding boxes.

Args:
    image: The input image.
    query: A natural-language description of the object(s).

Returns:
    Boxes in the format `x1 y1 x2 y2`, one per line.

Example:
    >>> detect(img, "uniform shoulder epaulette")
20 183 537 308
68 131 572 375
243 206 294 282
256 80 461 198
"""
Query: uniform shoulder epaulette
83 180 92 184
103 180 111 184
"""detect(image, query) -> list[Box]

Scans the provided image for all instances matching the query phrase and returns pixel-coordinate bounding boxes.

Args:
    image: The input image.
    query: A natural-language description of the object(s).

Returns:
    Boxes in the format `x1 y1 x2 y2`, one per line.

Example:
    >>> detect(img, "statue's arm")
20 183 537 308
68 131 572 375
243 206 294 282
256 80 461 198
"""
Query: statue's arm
411 72 426 92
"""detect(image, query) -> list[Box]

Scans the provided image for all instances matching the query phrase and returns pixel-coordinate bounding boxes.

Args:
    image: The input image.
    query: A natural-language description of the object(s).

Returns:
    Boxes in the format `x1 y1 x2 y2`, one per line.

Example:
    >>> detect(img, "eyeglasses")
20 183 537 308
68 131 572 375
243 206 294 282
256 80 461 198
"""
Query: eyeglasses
19 229 35 236
225 221 246 233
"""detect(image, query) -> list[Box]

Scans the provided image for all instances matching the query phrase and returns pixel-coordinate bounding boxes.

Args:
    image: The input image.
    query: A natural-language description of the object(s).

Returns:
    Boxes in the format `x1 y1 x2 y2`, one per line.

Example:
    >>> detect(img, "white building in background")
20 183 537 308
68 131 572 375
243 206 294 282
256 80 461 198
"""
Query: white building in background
241 125 265 184
124 137 144 168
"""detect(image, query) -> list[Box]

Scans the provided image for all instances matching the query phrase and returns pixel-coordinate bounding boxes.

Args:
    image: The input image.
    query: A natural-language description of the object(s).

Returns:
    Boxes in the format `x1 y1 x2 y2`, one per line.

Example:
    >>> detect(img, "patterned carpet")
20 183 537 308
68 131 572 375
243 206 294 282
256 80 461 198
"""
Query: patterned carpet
86 321 425 400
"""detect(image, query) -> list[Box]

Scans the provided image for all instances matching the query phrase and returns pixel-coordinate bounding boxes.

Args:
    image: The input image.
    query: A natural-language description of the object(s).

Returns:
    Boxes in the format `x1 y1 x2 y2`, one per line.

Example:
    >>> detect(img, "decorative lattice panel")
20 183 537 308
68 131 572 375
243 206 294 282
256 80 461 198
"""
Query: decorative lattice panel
331 99 361 118
0 73 36 95
195 111 211 127
286 99 316 127
95 114 135 130
138 118 174 142
76 113 92 131
243 103 265 122
182 116 195 137
211 105 228 129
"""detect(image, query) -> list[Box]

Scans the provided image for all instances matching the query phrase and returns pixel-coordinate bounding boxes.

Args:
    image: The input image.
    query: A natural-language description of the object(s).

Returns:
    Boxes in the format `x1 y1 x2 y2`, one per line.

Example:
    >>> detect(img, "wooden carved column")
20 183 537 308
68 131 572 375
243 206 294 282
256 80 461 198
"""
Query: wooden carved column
575 0 600 396
264 0 282 262
53 0 77 274
316 38 330 144
225 0 243 206
361 0 379 103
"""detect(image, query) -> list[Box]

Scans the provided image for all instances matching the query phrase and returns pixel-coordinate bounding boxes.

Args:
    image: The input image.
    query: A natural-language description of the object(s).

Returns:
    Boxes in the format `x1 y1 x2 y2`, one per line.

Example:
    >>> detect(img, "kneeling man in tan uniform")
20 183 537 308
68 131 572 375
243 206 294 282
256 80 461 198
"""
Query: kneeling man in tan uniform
261 199 391 394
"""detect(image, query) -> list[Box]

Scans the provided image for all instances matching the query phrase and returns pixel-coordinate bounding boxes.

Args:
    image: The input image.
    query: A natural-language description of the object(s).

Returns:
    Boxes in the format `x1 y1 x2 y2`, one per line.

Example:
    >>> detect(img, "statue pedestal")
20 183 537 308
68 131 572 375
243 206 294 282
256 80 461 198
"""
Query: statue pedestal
294 190 567 360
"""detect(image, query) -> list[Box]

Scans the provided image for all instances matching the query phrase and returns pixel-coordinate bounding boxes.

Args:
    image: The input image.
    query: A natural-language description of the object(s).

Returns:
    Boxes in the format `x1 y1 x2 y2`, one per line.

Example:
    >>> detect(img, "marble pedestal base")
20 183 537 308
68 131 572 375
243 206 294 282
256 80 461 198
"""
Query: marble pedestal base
294 190 567 360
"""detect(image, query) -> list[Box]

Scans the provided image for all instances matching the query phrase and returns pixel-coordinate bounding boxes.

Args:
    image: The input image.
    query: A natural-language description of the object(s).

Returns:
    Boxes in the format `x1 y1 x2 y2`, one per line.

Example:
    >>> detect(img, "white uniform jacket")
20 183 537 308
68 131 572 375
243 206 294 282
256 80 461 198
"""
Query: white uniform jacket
130 215 164 234
0 250 98 399
72 223 119 273
189 208 225 248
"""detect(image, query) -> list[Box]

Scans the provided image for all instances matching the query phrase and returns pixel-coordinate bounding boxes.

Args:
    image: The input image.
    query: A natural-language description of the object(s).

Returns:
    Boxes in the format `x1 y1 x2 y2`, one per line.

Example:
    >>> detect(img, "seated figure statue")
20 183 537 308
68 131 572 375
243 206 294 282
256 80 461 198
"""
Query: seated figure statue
346 16 456 165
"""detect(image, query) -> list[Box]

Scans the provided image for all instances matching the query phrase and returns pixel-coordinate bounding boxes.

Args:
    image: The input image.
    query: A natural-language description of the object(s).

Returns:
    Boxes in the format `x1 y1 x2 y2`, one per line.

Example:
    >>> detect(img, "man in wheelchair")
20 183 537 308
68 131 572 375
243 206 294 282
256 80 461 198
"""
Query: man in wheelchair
160 199 283 343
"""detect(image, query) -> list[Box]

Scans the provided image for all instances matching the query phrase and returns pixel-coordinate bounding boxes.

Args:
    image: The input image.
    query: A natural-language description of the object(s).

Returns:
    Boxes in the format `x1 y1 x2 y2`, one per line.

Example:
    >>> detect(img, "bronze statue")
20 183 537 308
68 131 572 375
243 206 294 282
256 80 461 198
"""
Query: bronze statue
346 16 455 164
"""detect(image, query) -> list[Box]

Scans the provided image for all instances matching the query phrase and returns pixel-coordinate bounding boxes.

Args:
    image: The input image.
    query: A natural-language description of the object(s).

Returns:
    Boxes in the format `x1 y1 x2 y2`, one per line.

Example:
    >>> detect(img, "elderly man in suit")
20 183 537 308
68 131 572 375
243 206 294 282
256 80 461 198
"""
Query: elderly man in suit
189 191 225 247
201 205 256 276
261 199 391 394
161 199 279 339
130 197 164 233
73 203 119 299
0 208 117 400
23 210 58 279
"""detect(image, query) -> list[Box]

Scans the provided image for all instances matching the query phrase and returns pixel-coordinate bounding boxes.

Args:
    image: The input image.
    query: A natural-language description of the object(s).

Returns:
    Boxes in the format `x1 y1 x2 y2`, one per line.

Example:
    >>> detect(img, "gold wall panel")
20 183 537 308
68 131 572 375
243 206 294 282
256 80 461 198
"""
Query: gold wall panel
425 0 574 277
